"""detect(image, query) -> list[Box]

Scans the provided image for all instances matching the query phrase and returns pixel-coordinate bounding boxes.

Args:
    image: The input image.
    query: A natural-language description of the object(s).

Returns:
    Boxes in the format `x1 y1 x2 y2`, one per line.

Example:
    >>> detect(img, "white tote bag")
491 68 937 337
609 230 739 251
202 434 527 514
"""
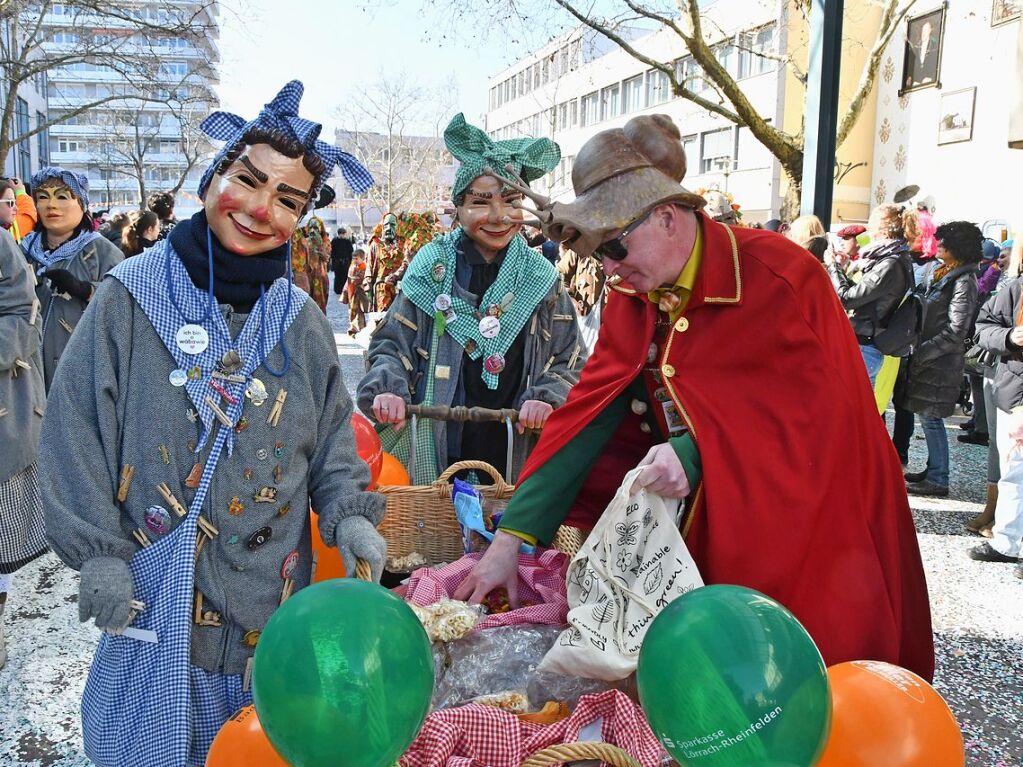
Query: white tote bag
539 468 704 681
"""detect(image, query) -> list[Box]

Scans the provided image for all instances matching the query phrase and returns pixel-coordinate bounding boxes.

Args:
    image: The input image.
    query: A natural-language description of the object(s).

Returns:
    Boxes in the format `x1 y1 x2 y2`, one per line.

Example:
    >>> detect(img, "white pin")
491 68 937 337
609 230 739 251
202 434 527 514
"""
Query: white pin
434 293 452 312
176 324 209 355
478 315 501 339
169 369 187 387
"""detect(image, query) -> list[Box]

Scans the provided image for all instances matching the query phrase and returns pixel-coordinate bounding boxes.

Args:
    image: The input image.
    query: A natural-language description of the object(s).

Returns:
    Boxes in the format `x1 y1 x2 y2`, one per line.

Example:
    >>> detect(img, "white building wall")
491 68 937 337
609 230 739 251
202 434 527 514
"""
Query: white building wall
870 1 1022 232
484 0 785 221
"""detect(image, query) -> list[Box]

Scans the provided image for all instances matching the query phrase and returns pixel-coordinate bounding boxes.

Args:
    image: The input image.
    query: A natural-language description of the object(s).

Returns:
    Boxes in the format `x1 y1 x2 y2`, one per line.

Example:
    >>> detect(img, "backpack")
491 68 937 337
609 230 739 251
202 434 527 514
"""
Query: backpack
872 260 926 357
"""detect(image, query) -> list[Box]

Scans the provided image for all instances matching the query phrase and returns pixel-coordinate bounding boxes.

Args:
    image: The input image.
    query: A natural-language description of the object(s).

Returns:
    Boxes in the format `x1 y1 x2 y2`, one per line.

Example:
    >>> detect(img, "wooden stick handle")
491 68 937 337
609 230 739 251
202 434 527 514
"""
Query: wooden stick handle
407 404 518 423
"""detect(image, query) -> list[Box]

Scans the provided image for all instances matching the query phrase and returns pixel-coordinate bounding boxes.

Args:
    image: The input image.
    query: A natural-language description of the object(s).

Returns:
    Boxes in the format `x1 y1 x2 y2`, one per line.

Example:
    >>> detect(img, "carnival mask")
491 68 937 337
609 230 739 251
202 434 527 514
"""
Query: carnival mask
204 142 314 257
34 182 85 242
382 213 398 244
456 175 524 255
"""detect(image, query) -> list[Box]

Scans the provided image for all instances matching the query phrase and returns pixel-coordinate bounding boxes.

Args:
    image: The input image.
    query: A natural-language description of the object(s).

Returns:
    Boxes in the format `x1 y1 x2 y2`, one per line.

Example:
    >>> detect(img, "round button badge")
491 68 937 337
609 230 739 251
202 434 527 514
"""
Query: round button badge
434 293 452 312
175 324 209 356
168 369 187 387
478 315 501 339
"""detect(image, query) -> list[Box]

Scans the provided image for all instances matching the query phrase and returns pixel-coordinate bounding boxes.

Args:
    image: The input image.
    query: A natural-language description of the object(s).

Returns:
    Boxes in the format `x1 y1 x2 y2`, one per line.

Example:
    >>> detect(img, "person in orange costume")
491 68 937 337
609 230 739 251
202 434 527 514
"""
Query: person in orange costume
456 114 935 681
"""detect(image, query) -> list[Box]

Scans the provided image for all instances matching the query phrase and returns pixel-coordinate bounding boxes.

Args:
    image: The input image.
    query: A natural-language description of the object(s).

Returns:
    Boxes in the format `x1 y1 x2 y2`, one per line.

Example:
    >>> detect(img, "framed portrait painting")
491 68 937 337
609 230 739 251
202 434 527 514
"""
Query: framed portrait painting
992 0 1021 26
937 87 977 145
901 4 947 94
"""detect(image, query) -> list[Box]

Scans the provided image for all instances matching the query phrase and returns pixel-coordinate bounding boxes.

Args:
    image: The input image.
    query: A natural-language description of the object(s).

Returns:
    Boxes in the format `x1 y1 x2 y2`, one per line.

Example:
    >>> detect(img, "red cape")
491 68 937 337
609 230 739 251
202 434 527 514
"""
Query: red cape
521 215 934 680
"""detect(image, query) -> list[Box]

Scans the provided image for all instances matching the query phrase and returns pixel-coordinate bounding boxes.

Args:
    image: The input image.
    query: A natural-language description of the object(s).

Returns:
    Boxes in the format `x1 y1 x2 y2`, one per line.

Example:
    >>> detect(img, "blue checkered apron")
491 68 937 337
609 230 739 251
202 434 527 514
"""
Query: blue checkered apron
82 243 305 767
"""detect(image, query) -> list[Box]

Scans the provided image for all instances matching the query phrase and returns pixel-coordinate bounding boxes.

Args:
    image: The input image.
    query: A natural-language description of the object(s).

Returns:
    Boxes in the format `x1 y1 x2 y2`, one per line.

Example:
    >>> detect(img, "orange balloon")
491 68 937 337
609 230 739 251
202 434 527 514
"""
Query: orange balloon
310 511 347 582
377 451 411 486
207 705 288 766
816 661 964 767
351 412 383 486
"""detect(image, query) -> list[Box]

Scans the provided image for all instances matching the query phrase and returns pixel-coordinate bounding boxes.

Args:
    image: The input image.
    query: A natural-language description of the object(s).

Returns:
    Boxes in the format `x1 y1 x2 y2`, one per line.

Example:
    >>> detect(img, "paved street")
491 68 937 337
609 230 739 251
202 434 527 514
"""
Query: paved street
0 286 1020 766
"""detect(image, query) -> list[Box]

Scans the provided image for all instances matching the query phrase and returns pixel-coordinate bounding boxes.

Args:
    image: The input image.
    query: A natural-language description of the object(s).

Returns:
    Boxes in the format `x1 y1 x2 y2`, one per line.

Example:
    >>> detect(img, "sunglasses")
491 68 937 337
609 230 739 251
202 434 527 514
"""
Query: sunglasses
594 210 652 261
0 199 15 209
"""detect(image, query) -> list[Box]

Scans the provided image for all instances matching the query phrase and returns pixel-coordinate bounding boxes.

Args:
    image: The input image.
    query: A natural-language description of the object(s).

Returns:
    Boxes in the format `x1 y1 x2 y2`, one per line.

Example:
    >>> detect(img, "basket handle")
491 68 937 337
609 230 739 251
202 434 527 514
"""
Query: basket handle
520 743 643 767
408 404 519 423
354 559 373 581
436 460 513 492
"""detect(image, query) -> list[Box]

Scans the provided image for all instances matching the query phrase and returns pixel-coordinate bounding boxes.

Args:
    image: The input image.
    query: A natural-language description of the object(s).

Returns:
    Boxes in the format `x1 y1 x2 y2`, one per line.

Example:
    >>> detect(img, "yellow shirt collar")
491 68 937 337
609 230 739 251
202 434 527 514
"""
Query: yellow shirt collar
648 220 703 321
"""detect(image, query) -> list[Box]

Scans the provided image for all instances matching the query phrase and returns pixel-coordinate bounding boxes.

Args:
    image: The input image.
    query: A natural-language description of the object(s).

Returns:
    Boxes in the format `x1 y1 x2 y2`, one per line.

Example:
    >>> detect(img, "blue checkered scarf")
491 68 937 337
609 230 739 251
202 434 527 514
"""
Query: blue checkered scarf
30 166 91 208
22 228 103 271
197 80 373 202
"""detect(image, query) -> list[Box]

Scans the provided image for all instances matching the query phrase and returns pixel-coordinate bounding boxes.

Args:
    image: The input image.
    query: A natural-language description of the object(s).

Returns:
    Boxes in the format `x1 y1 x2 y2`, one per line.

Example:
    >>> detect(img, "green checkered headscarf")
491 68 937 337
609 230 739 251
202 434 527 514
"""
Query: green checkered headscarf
444 113 561 198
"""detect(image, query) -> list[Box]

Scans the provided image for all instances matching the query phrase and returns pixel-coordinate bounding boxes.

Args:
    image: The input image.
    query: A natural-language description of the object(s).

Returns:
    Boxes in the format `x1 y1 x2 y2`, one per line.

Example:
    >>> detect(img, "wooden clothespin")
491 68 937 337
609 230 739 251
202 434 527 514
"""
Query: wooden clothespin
194 531 208 563
279 578 295 606
156 482 188 518
197 515 219 539
58 318 75 334
267 388 287 427
243 658 254 692
116 465 135 502
11 359 31 379
212 370 246 384
184 462 202 490
193 591 222 627
132 528 152 547
0 408 8 419
205 395 233 428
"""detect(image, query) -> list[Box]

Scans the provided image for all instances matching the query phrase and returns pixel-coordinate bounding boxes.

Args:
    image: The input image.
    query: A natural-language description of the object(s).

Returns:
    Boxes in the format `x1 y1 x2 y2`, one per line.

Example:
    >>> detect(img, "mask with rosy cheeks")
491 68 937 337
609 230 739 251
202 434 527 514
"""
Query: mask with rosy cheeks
203 142 315 257
34 183 85 242
456 175 524 255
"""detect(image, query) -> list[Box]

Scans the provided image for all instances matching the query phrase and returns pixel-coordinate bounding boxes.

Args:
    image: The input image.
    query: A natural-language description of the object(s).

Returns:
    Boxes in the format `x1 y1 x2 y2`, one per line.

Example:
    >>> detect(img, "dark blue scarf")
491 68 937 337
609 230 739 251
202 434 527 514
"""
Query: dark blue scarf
170 210 288 312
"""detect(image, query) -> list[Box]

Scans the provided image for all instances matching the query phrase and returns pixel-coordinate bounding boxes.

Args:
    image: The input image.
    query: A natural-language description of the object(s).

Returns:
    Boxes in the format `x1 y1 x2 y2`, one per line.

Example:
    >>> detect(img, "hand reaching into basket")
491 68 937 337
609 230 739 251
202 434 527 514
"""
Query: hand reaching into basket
453 530 522 608
372 393 407 431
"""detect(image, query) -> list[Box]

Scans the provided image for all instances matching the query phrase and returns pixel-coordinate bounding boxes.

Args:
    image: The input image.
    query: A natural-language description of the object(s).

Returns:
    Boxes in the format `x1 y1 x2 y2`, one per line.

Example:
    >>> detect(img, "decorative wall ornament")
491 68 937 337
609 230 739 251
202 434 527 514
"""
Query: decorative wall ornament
875 179 888 205
883 56 896 83
894 145 907 171
898 95 910 110
880 117 892 144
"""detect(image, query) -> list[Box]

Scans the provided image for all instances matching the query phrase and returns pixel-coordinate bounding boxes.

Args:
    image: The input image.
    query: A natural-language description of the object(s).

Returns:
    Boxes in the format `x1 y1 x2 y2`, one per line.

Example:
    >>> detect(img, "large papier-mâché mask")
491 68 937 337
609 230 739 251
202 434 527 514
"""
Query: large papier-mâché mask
455 175 524 254
382 213 398 243
204 142 314 257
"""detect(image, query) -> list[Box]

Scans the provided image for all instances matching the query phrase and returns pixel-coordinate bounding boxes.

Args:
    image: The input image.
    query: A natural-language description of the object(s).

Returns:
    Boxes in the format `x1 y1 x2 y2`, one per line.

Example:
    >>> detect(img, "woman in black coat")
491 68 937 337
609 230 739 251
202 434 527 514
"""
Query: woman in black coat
902 221 983 497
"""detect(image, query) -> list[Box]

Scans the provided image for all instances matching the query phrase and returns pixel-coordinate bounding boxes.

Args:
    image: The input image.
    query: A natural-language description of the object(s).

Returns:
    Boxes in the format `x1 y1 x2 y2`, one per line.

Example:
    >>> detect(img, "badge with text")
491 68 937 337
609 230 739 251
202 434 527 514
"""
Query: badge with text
478 315 501 339
176 324 209 355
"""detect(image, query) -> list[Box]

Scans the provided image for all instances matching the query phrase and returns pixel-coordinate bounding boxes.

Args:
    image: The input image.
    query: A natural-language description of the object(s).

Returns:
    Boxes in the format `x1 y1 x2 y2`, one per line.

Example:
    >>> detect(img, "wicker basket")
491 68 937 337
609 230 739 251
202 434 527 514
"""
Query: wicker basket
376 459 583 566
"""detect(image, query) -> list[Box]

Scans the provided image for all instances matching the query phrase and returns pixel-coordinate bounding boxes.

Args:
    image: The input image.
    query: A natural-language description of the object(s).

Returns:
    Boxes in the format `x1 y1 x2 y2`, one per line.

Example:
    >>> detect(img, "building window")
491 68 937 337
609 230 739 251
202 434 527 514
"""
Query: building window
58 139 80 153
51 32 79 43
738 25 775 78
682 134 698 167
557 102 569 131
580 91 599 126
36 111 48 166
600 84 620 121
700 127 735 174
533 65 541 89
646 69 671 106
622 74 644 113
713 42 735 77
675 56 698 91
15 98 31 180
570 99 578 127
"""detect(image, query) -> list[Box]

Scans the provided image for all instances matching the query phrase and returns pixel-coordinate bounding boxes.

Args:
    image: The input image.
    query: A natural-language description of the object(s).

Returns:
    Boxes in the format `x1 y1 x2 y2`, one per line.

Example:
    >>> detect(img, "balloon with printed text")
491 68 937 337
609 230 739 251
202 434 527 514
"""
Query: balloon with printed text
816 661 964 767
637 584 831 766
206 705 288 766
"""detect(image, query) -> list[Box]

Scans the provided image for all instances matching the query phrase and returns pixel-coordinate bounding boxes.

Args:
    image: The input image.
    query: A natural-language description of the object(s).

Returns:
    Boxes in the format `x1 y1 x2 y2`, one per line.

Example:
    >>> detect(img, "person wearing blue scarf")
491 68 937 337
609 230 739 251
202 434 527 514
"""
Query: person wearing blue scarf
357 113 586 484
20 167 123 390
38 81 385 767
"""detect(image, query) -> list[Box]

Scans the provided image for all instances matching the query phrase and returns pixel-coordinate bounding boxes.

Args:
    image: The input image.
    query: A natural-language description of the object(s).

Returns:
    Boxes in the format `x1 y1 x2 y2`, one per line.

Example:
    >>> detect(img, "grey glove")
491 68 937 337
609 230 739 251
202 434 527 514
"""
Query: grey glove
334 516 387 583
79 556 134 632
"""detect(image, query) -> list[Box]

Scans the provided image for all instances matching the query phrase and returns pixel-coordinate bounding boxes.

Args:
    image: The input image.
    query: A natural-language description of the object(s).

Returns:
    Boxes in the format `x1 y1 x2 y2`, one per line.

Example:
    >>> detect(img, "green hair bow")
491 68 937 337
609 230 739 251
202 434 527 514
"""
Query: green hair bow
444 113 561 199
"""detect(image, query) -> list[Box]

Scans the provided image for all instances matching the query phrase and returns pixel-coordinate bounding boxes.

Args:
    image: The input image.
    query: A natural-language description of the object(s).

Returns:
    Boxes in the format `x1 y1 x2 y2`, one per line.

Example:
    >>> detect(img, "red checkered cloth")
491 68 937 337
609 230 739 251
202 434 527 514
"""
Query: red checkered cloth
403 550 570 630
400 690 665 767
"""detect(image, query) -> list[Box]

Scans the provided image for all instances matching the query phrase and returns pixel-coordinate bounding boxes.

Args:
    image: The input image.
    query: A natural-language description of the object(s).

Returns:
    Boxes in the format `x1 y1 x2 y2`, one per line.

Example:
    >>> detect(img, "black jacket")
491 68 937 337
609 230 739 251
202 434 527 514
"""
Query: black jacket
976 276 1023 413
828 239 912 342
899 264 978 418
330 236 354 272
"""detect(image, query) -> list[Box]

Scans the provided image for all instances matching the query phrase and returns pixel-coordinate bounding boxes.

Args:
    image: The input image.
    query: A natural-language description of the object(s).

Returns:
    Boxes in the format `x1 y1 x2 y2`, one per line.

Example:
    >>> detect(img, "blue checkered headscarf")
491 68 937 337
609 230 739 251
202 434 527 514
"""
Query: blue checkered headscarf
31 167 90 209
197 80 373 202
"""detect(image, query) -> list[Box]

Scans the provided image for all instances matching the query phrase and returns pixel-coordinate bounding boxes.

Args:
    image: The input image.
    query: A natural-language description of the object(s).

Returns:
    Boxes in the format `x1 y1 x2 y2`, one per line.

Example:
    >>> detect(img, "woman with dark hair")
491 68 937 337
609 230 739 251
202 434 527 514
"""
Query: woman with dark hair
120 209 160 257
901 221 983 496
146 190 177 240
20 167 123 390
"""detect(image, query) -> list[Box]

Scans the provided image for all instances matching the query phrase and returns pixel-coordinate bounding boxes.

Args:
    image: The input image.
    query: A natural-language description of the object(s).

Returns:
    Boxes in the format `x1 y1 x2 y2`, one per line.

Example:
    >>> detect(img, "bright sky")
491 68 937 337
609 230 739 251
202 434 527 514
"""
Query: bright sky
216 0 546 138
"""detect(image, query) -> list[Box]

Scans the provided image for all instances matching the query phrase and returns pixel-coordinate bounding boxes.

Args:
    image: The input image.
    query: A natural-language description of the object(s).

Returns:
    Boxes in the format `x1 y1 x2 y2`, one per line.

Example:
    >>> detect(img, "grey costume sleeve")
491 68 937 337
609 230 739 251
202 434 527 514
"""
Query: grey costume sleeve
976 278 1021 357
356 292 423 415
518 281 585 407
0 234 39 371
299 313 387 545
89 237 124 291
38 278 136 568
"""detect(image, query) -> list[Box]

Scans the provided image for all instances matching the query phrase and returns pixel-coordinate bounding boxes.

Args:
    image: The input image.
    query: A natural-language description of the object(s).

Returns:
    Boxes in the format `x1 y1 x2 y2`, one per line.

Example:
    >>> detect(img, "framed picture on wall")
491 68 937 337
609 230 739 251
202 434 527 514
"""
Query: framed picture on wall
992 0 1022 26
900 4 947 94
937 87 977 145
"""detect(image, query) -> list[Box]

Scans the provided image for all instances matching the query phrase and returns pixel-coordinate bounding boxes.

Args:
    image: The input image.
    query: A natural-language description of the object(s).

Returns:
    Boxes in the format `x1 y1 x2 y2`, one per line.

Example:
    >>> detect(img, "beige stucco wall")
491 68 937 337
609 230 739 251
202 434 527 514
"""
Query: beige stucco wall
780 0 882 224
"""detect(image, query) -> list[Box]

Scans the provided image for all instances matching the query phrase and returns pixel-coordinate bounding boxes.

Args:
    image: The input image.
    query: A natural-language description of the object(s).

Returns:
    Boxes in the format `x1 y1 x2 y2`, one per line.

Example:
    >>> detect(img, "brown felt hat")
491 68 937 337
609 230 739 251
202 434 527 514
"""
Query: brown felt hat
485 114 705 258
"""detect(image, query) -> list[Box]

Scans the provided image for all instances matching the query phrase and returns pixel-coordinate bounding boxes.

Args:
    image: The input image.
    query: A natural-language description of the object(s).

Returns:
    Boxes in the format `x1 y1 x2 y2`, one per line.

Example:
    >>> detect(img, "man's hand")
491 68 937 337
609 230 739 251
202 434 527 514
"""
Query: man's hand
372 393 407 431
79 557 135 632
516 400 553 434
453 531 521 607
45 269 93 302
1010 326 1023 348
631 443 692 498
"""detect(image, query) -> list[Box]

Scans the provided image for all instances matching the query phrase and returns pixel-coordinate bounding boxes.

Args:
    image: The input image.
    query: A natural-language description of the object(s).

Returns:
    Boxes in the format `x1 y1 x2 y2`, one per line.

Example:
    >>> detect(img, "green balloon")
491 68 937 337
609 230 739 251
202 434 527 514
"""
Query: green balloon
637 585 831 767
252 579 434 767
